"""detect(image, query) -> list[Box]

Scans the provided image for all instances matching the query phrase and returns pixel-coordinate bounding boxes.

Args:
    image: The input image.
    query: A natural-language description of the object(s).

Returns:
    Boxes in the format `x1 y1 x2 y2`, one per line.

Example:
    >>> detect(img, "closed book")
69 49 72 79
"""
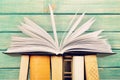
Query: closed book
72 56 84 80
51 56 63 80
30 56 50 80
85 55 99 80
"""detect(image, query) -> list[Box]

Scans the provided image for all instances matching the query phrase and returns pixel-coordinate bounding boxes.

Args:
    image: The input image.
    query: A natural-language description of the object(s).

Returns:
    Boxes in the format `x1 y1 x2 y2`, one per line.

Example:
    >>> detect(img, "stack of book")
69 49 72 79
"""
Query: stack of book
4 5 113 80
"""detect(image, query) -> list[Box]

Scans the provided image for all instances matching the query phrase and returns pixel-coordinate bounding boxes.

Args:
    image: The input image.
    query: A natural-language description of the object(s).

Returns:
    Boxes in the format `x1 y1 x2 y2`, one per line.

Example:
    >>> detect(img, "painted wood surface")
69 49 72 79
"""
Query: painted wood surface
0 15 120 31
0 0 120 13
0 0 120 80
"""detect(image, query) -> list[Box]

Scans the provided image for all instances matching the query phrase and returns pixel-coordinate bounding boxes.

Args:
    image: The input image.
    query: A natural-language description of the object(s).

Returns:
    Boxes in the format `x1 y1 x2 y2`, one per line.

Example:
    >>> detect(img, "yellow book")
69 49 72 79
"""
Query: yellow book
30 56 50 80
51 56 63 80
85 55 99 80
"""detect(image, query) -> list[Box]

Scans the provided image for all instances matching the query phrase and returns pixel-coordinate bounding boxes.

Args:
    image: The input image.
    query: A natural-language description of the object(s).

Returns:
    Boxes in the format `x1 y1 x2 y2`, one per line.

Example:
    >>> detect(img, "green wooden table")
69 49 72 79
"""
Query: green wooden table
0 0 120 80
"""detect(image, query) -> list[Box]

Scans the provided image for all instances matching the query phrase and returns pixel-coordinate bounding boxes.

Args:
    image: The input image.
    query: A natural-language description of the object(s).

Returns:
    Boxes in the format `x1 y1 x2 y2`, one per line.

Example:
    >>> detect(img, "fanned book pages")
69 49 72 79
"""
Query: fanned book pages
5 5 113 55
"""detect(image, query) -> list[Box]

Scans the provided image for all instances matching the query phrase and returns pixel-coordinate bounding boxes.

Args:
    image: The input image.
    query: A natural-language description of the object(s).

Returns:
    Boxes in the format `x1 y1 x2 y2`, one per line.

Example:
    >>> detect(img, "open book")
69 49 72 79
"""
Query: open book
5 5 113 55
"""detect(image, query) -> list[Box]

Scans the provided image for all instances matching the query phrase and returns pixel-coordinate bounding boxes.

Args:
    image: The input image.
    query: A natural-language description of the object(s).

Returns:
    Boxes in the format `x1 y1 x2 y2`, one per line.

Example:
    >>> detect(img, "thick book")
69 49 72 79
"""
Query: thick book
5 5 113 55
63 56 72 80
30 56 50 80
85 55 99 80
72 56 84 80
51 56 63 80
19 55 29 80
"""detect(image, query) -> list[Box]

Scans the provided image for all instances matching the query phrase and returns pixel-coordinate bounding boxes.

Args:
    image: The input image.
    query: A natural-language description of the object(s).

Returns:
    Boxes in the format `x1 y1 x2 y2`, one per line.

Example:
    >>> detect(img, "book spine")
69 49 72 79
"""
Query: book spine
51 56 63 80
30 56 50 80
63 56 72 80
72 56 84 80
85 55 99 80
19 55 29 80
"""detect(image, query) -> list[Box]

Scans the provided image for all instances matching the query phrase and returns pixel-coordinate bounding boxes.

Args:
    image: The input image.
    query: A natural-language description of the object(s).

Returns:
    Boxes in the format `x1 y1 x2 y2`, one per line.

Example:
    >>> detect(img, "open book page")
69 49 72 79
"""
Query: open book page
60 10 79 47
61 13 85 48
22 17 56 48
62 13 85 45
10 36 56 49
5 5 113 55
61 17 95 49
6 37 57 53
62 30 103 47
5 18 58 54
62 41 112 53
61 30 113 53
6 45 57 54
64 42 112 53
49 5 59 49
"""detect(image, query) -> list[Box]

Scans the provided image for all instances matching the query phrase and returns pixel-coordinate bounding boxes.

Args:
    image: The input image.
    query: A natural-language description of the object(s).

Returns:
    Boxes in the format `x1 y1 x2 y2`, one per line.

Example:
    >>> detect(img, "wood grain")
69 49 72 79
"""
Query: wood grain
0 51 20 68
0 0 119 13
0 15 120 31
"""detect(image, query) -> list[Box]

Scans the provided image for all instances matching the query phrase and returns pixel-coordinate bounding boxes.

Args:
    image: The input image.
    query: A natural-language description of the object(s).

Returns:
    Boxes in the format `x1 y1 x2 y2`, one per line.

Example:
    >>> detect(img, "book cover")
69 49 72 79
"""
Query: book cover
51 56 63 80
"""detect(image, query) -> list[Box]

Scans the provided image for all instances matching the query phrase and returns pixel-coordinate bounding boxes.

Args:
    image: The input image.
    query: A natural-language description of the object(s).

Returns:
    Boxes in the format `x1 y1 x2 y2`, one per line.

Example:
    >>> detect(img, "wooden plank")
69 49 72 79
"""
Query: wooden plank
0 69 19 80
30 56 50 80
0 15 52 31
0 15 120 31
98 50 120 67
99 68 120 79
0 51 20 68
19 55 29 80
0 0 45 13
72 56 84 80
0 32 120 49
53 0 120 13
85 55 99 80
0 0 120 13
51 56 63 80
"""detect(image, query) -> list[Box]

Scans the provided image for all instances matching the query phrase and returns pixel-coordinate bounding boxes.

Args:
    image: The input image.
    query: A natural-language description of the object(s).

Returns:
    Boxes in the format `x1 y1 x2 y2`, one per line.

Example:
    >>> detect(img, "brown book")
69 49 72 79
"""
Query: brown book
51 56 63 80
63 56 72 80
85 55 99 80
30 56 50 80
